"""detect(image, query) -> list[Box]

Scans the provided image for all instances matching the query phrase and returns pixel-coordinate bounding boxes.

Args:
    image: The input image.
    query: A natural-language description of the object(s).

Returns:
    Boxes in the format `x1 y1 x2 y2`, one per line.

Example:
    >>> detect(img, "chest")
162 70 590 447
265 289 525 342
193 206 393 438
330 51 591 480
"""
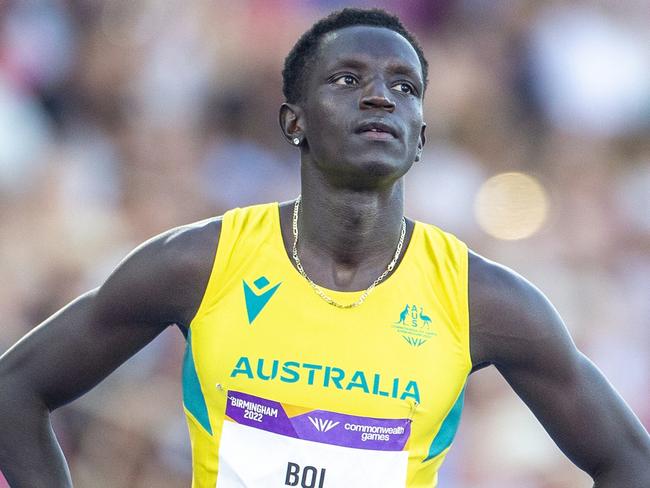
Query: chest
189 269 469 437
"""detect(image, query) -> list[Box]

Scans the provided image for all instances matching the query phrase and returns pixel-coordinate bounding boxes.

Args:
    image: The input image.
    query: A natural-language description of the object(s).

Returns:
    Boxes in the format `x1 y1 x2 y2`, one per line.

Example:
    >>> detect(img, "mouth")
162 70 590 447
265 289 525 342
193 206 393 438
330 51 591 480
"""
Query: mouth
355 121 398 140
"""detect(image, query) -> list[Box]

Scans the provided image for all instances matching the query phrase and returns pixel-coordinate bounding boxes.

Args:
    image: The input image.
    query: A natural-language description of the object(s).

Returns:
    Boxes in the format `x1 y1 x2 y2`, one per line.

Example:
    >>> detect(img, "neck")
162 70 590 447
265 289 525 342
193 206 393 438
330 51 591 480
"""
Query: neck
288 163 407 290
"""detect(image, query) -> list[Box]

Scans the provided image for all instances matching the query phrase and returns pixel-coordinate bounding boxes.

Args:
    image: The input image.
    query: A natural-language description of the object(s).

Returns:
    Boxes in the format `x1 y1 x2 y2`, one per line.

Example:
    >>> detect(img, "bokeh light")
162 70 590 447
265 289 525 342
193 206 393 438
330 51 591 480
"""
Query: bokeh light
474 172 549 240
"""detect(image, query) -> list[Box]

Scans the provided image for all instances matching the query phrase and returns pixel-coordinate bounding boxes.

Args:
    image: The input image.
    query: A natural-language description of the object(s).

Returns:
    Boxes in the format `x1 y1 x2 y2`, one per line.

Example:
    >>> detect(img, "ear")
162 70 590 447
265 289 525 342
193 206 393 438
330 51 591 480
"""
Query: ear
415 123 427 162
279 103 305 146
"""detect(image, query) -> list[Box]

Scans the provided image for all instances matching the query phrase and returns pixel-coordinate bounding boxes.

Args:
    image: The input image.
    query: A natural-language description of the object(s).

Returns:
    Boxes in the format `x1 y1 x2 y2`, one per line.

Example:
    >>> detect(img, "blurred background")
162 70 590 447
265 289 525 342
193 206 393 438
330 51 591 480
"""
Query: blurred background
0 0 648 486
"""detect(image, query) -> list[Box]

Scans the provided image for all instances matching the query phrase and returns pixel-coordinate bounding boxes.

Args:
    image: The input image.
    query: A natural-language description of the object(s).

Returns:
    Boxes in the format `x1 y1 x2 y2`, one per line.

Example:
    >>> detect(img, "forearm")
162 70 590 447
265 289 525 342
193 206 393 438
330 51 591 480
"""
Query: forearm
0 390 72 487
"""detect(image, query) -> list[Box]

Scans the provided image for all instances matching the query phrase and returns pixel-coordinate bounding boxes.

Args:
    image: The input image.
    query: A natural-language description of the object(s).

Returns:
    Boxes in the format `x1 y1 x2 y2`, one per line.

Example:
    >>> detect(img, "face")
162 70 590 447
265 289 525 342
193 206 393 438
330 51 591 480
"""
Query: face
284 26 426 186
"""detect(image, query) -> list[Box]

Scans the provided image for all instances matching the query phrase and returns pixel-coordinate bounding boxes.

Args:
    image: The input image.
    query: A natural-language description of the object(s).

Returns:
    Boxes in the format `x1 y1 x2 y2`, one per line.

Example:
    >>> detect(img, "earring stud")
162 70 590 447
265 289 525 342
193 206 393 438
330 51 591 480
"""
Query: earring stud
292 137 300 145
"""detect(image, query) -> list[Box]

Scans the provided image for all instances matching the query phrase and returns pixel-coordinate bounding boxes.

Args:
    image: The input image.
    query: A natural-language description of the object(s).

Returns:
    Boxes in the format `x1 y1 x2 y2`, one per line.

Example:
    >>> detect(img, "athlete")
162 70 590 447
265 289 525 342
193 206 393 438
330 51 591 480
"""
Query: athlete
0 8 648 488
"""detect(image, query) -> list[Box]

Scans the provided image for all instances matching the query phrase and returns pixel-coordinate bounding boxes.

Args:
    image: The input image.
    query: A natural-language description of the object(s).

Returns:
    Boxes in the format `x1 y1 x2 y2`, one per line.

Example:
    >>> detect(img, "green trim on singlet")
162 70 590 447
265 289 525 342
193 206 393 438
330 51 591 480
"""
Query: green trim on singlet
424 387 465 462
182 329 213 435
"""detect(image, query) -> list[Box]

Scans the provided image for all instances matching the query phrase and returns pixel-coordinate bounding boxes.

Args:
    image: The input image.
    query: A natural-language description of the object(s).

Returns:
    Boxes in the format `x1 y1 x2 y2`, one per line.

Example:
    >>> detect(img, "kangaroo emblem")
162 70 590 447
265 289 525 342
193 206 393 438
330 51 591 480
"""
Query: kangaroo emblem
392 304 436 347
419 307 432 327
396 305 409 324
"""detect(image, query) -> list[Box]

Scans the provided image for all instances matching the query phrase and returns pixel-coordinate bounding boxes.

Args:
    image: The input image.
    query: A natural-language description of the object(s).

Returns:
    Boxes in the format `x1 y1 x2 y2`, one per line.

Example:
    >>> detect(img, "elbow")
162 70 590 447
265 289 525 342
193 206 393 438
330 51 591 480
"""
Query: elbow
0 368 19 414
0 365 12 408
592 470 650 488
0 367 47 420
591 443 650 487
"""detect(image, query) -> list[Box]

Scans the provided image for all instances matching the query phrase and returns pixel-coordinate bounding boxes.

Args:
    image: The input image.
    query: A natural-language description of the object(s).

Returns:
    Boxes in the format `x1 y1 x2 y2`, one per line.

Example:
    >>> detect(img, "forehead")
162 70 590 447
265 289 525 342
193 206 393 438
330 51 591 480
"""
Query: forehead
315 25 422 78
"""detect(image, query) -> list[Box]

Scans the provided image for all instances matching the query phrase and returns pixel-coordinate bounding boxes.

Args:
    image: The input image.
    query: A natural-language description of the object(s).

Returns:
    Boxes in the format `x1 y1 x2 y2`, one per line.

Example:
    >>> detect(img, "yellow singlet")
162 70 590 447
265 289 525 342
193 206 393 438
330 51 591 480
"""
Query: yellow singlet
182 202 470 487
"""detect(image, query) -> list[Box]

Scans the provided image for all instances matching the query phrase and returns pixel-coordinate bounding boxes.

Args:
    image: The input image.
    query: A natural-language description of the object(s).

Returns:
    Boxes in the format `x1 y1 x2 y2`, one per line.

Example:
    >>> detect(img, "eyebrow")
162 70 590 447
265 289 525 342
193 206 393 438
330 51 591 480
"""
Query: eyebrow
327 58 368 72
327 57 422 84
386 62 421 81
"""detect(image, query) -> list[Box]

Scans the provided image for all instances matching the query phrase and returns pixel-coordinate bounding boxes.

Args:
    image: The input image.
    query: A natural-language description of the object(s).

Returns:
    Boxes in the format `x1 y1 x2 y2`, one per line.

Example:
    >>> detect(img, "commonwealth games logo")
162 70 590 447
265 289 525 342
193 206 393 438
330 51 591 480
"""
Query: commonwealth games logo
392 304 437 347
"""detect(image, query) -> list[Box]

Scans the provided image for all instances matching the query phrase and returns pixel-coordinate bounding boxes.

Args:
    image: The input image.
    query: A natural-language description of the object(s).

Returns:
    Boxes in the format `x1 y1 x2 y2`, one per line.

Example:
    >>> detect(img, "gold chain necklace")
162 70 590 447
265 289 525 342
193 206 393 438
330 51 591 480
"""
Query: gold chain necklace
291 195 406 308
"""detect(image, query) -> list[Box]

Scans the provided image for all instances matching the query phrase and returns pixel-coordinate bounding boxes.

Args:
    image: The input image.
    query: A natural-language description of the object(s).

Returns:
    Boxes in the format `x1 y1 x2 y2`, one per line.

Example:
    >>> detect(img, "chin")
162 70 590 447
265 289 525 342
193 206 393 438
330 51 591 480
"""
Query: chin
358 149 413 176
332 156 412 188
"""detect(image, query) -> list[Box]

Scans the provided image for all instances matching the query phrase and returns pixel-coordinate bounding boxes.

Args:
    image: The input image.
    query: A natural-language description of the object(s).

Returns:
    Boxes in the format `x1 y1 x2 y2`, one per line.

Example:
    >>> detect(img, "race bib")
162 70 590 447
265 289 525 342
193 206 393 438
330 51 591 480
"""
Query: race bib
216 390 411 487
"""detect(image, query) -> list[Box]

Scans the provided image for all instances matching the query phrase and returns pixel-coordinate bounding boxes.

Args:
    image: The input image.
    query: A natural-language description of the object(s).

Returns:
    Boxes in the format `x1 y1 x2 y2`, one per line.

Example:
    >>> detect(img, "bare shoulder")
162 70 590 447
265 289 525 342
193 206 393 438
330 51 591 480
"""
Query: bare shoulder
468 250 578 371
151 216 223 274
93 216 223 329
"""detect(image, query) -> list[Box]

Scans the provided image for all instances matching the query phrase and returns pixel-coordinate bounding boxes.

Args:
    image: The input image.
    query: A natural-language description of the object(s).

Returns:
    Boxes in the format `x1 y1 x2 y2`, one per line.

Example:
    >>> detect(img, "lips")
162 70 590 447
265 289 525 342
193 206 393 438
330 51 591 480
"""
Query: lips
355 120 398 139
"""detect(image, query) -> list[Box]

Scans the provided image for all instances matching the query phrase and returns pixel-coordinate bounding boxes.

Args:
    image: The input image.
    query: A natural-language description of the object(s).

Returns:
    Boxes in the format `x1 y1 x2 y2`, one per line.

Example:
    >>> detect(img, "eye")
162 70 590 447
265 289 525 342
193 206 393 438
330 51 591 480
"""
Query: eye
392 82 415 95
333 74 358 86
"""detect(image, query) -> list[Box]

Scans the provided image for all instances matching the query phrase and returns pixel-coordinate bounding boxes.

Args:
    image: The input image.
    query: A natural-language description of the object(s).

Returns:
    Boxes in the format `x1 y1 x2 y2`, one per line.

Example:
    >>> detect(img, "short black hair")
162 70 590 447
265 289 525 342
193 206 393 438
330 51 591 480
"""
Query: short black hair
282 8 428 103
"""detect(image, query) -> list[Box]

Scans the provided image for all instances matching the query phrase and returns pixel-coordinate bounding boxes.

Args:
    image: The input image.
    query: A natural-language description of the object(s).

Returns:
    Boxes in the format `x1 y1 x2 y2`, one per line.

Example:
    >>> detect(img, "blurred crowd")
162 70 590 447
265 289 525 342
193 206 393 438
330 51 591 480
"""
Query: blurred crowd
0 0 648 487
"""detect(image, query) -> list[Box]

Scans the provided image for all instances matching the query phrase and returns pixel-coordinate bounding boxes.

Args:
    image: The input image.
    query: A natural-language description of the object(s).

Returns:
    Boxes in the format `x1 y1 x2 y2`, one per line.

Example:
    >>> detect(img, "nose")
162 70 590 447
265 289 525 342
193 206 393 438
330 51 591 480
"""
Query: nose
360 81 395 112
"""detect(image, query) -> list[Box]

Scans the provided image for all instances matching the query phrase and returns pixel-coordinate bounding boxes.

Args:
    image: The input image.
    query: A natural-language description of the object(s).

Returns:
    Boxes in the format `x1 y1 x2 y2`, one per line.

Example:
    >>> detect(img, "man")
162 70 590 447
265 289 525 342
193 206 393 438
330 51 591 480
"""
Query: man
0 8 648 488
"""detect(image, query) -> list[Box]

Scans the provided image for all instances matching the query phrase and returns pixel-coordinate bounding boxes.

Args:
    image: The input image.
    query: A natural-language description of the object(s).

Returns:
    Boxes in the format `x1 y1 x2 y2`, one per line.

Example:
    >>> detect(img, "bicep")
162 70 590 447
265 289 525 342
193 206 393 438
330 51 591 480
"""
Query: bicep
1 288 169 411
0 219 218 411
469 253 650 478
497 342 646 476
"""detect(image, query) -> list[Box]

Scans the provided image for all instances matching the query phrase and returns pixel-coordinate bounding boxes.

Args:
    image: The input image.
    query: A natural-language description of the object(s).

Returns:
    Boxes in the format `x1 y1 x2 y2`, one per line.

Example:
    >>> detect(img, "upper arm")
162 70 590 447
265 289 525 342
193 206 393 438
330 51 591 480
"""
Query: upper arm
468 251 650 482
0 218 221 411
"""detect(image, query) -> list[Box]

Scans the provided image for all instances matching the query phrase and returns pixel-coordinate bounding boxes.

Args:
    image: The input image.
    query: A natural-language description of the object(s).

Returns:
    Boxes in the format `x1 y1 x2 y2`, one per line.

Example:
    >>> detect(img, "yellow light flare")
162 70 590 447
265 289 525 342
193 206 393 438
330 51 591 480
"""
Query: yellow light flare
474 172 549 240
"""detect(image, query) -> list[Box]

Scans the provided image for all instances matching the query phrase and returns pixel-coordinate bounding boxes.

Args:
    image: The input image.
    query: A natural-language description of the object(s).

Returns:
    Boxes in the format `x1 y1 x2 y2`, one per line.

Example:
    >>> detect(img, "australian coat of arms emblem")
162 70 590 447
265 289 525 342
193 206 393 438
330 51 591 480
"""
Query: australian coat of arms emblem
392 304 437 347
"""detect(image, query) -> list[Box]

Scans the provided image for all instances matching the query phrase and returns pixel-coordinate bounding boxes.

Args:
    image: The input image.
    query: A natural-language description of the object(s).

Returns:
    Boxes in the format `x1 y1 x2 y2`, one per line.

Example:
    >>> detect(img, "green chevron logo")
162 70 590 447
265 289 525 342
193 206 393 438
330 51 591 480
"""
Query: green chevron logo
242 276 281 324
